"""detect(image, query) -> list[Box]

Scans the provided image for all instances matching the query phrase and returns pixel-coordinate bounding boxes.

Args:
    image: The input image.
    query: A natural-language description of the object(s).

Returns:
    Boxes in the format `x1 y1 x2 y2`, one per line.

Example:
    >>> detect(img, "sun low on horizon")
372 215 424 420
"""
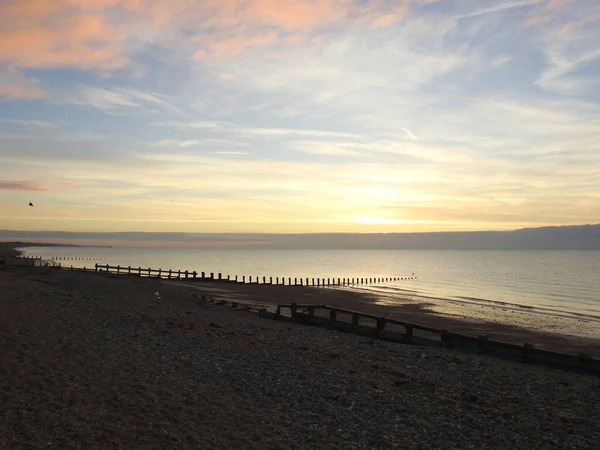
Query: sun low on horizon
0 0 599 234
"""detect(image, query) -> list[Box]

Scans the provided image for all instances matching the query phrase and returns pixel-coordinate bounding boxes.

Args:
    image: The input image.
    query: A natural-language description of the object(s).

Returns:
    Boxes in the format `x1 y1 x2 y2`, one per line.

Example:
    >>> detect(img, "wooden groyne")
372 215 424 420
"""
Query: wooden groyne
263 304 600 376
23 256 106 261
90 264 414 286
191 298 598 377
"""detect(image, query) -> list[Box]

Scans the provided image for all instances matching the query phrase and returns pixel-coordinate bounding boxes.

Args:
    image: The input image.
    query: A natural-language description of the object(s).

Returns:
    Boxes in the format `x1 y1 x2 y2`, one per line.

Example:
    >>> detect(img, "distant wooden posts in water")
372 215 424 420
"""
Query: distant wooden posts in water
87 264 416 285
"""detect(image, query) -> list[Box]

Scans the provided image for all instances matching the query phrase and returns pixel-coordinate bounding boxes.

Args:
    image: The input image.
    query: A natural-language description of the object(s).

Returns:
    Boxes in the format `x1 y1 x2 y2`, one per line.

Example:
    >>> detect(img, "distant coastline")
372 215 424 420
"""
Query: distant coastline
1 224 600 250
0 242 107 259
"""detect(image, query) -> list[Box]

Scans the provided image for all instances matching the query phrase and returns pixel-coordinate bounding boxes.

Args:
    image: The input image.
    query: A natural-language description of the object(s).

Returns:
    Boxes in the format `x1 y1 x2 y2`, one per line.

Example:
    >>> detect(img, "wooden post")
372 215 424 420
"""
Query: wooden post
235 275 238 282
294 277 297 285
440 330 453 349
116 265 120 275
227 275 230 281
158 268 162 278
306 278 309 286
352 313 360 330
185 270 189 279
148 268 151 277
312 278 315 286
242 275 245 283
290 303 298 323
523 343 534 361
478 335 488 353
276 277 279 284
128 266 132 274
579 353 592 369
95 263 98 272
329 309 337 327
210 272 214 280
270 277 273 284
218 273 222 280
376 318 385 338
299 278 303 286
138 267 142 276
337 278 340 285
193 271 197 279
168 269 172 279
201 271 205 279
263 276 266 284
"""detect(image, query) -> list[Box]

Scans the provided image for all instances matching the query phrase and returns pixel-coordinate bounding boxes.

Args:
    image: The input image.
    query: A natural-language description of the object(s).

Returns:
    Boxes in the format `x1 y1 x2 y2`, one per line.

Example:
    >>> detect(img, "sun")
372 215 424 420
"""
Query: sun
355 217 411 225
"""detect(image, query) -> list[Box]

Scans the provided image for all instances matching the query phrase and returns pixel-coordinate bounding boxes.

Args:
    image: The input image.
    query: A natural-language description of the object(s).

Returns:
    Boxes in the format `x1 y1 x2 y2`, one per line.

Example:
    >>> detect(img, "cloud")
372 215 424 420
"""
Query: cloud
0 67 46 99
519 0 600 94
0 119 58 128
0 2 128 72
0 180 48 191
491 55 514 67
456 0 542 20
0 0 434 75
54 86 180 113
156 119 360 139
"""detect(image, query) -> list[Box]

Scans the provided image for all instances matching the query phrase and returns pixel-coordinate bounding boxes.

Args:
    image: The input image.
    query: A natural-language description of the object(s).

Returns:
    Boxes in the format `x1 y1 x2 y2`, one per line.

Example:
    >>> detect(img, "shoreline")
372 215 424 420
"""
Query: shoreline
3 243 599 353
11 243 600 327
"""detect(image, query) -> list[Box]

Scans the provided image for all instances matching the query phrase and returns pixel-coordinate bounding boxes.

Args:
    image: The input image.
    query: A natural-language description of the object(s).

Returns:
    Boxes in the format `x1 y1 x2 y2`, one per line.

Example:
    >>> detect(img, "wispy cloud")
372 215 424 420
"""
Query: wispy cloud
456 0 542 20
0 67 46 99
0 180 48 191
54 86 180 114
0 118 58 128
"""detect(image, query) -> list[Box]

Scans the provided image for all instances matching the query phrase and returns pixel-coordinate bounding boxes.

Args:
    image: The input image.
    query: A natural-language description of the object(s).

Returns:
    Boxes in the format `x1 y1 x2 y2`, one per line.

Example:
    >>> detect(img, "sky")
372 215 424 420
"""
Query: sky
1 0 599 234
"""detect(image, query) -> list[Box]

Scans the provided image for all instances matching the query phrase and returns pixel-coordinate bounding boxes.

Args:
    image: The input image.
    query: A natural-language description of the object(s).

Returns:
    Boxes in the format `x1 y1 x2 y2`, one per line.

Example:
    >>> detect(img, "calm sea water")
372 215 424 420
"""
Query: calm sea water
19 247 600 323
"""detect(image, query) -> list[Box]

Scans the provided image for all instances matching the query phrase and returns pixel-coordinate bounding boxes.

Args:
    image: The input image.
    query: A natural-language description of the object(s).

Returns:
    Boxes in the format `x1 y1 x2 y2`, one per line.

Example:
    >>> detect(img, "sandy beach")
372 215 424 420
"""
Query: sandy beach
2 263 600 449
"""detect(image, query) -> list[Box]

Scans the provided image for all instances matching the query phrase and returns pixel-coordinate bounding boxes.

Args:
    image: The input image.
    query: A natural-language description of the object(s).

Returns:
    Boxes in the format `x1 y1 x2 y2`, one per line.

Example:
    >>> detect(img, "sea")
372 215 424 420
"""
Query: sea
18 246 600 337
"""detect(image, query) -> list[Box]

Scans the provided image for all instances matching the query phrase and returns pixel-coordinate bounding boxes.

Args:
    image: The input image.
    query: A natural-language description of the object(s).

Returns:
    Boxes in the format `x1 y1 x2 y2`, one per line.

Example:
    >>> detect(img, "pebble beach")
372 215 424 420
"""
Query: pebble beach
1 266 600 449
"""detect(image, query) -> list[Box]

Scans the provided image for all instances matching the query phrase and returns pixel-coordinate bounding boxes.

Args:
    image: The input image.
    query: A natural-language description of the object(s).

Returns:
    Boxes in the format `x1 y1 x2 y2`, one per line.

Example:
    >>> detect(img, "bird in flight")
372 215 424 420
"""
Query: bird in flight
28 202 34 207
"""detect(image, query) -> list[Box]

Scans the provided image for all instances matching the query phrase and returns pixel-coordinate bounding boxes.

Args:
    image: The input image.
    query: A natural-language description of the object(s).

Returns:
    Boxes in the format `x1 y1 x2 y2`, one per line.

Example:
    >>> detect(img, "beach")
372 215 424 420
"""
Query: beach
2 264 600 449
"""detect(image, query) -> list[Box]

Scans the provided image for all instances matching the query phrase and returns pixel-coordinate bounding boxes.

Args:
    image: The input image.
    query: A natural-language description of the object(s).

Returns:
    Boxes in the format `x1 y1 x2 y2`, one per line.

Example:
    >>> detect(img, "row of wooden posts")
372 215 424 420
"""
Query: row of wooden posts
90 264 414 286
24 256 106 261
265 304 599 376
